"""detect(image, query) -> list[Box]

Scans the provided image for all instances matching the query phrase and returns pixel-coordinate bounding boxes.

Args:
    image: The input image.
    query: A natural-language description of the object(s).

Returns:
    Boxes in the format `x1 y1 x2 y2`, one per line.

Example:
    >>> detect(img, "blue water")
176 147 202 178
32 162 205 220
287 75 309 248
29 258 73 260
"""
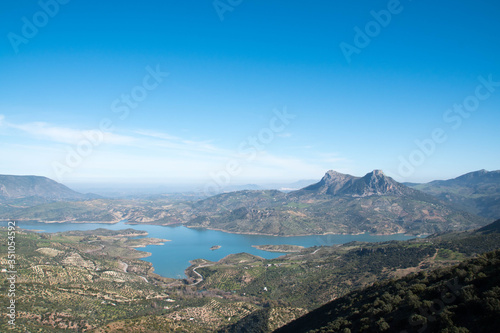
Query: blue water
4 221 415 279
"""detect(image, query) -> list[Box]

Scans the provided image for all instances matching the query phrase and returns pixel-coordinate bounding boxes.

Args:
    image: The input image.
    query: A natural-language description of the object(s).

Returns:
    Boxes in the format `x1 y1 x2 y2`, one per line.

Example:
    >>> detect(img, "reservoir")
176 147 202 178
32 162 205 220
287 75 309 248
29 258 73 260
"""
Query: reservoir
6 221 415 279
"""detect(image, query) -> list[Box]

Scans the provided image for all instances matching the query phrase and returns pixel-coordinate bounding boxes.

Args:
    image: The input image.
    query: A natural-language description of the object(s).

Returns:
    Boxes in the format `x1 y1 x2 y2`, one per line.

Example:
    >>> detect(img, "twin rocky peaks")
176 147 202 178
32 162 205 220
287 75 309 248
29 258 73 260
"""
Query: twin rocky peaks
301 169 410 197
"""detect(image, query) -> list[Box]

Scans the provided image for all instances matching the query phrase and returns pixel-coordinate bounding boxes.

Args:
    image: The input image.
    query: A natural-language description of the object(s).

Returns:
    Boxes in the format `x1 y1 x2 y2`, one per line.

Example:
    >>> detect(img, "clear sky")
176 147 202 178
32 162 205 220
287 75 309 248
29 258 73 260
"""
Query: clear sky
1 0 499 190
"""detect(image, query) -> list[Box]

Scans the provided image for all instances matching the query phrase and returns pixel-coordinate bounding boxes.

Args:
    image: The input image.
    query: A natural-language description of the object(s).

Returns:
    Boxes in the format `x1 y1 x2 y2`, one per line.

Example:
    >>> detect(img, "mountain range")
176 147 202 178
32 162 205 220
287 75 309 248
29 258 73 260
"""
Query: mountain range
1 170 500 332
298 169 410 197
188 170 492 235
1 169 498 236
407 169 500 219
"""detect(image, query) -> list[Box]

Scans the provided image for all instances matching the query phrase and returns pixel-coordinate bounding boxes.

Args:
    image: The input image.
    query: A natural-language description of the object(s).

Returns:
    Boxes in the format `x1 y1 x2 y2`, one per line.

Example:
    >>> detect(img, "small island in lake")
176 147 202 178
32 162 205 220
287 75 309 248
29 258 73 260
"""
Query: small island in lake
210 245 221 250
252 244 305 253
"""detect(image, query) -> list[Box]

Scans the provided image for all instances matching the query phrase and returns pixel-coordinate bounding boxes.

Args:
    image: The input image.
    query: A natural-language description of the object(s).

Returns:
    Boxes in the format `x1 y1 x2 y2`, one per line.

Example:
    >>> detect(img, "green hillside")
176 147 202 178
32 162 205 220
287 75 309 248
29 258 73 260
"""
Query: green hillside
275 249 500 333
408 170 500 219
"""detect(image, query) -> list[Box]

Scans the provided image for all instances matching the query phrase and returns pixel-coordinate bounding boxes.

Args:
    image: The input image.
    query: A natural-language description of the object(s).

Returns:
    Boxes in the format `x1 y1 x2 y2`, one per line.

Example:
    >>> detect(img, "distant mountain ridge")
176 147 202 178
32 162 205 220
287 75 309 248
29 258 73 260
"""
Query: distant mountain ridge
0 174 95 202
187 169 489 236
407 169 500 219
454 169 500 181
0 170 495 236
477 218 500 234
204 179 321 193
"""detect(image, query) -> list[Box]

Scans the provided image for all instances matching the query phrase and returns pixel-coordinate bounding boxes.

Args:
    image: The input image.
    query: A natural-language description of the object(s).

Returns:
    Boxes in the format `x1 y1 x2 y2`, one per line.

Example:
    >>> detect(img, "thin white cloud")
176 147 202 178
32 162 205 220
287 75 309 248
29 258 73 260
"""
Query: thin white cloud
4 118 135 145
318 152 350 164
134 129 181 141
2 116 224 158
0 115 350 183
134 129 226 155
248 152 327 176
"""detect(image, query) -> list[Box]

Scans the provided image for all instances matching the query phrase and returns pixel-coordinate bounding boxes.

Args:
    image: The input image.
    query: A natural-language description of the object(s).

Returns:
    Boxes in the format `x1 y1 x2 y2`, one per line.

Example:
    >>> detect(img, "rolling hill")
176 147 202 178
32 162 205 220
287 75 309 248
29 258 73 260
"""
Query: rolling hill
187 170 489 236
204 219 500 333
274 248 500 333
4 216 499 332
0 170 496 236
407 169 500 219
0 174 95 203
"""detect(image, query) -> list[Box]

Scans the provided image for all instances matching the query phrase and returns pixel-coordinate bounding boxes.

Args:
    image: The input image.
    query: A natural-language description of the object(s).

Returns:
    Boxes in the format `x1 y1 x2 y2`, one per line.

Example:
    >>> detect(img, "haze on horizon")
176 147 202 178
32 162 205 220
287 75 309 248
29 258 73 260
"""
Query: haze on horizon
1 0 499 189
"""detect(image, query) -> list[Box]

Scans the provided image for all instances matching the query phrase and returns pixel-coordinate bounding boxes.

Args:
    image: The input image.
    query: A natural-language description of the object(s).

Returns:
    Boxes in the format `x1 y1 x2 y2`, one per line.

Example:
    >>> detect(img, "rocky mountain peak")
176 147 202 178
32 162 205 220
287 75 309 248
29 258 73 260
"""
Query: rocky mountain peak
322 170 354 183
300 170 358 195
353 170 407 197
298 170 410 197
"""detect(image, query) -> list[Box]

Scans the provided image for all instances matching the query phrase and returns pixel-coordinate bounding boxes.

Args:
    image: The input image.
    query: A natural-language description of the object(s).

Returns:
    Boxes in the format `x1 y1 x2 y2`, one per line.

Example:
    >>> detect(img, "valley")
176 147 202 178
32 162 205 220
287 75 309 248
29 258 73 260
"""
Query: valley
2 218 499 332
3 1 499 331
1 170 499 332
2 169 498 237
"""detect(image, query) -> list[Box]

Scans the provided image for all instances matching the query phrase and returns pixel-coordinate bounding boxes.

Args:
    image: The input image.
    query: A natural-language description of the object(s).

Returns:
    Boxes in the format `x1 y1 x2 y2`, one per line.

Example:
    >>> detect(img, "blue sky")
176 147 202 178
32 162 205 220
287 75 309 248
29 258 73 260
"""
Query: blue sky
1 0 499 189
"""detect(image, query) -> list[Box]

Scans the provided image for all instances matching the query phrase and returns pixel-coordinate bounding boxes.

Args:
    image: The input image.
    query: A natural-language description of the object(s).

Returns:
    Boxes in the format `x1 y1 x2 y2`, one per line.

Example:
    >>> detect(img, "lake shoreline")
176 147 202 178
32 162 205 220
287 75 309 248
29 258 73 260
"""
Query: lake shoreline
185 226 415 238
252 244 305 253
2 219 417 237
1 221 416 279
